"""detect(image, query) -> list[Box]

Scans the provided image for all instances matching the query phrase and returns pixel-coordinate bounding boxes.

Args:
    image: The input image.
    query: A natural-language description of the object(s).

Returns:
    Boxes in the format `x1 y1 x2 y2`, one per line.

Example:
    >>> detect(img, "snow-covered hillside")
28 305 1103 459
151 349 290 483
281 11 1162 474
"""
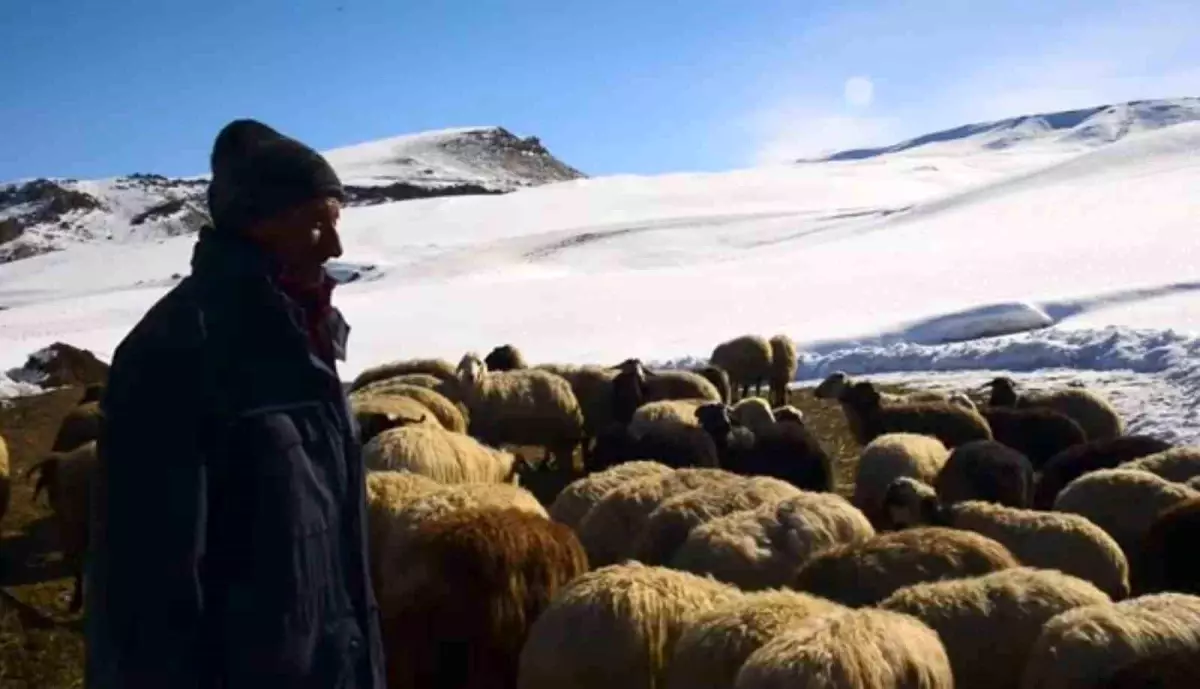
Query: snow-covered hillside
2 99 1199 441
815 97 1200 160
0 126 582 263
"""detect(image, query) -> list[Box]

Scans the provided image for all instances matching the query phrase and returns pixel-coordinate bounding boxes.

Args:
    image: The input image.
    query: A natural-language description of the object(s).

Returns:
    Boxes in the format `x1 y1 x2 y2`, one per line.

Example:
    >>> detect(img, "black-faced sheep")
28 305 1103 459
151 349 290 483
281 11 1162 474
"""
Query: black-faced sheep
1053 468 1199 586
455 353 586 475
517 562 743 689
1034 434 1173 509
978 405 1087 469
1137 496 1200 596
767 334 797 408
696 364 732 404
665 589 844 689
935 439 1035 508
837 380 993 449
985 375 1124 441
631 476 803 566
733 608 954 689
350 357 458 391
363 424 517 484
790 526 1019 607
575 467 739 566
710 335 773 402
383 506 588 689
695 402 834 493
351 384 467 435
28 440 97 612
548 460 673 529
669 491 875 590
1120 446 1200 484
610 358 649 425
1021 592 1200 689
878 567 1111 689
884 478 1131 599
852 433 949 529
483 343 527 372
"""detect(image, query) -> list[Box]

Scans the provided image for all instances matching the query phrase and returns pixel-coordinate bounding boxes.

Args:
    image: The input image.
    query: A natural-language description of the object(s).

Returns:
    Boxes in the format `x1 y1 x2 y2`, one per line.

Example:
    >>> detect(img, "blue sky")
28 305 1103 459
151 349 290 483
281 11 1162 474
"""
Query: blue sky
1 0 1197 181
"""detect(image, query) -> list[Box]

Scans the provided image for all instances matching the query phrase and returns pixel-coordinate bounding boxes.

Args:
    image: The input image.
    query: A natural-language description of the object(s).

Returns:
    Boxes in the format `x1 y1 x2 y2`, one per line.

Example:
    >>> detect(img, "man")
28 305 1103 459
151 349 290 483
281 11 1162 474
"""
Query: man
85 119 386 688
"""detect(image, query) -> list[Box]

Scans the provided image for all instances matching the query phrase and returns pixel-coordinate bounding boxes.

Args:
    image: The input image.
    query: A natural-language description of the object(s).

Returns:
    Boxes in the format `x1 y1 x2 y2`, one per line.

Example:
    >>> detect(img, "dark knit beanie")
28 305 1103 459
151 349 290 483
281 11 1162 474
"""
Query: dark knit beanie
206 119 345 235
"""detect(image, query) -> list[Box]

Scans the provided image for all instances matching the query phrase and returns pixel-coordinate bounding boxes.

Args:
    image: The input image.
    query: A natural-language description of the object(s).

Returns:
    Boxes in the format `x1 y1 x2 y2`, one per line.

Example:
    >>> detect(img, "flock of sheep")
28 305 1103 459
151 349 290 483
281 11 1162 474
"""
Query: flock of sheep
3 330 1200 688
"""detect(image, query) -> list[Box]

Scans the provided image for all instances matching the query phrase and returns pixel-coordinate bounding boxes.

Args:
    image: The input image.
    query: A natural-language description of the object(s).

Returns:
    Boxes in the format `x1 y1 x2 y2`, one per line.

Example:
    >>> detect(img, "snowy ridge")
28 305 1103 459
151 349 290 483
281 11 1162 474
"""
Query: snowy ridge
0 126 583 263
814 97 1200 161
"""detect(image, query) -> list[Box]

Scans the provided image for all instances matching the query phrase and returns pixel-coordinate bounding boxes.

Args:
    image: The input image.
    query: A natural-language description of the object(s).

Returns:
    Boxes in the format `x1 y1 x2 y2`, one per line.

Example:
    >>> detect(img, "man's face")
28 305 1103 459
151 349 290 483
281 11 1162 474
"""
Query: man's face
247 196 343 278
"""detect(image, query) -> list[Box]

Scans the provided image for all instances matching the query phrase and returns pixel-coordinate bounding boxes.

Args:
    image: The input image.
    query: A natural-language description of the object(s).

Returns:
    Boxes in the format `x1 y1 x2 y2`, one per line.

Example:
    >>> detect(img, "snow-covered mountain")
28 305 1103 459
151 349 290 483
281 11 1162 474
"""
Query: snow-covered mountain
813 97 1200 161
0 126 583 263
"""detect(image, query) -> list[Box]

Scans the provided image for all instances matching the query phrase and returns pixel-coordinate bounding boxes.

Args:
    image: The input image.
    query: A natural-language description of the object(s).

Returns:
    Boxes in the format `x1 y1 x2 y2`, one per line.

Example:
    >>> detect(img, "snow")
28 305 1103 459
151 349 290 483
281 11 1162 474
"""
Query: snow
2 105 1200 444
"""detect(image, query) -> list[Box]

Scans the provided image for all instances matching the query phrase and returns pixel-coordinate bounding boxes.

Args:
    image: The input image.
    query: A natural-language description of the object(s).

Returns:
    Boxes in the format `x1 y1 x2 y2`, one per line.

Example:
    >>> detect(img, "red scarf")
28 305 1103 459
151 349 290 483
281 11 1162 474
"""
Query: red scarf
276 268 337 363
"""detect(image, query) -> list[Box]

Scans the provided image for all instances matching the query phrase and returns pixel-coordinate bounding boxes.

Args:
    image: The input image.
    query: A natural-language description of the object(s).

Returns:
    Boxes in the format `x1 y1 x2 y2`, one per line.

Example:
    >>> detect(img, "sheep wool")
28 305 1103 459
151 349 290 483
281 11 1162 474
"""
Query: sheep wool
483 343 527 372
29 440 98 612
350 383 467 433
1120 446 1200 484
351 395 438 444
548 460 673 530
1021 592 1200 689
733 608 954 689
350 357 458 391
631 476 803 566
363 424 516 484
1134 496 1200 596
644 369 723 403
791 526 1019 608
1033 434 1173 509
1052 468 1198 581
941 499 1130 600
853 433 949 529
697 365 733 404
629 398 709 437
384 506 588 689
575 467 740 567
0 433 8 526
670 491 875 590
935 439 1034 508
665 589 844 689
534 363 619 439
364 470 443 581
729 397 777 434
767 334 797 408
879 567 1111 689
518 562 743 689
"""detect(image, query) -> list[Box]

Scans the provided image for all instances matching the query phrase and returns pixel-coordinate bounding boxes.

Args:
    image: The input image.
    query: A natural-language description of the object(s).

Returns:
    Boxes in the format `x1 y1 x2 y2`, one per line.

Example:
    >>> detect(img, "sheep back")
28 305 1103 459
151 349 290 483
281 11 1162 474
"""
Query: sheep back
535 364 618 437
670 492 874 590
518 562 742 689
461 367 586 450
946 500 1130 599
363 425 515 484
353 384 467 433
1021 593 1200 689
710 335 773 395
853 433 949 529
644 370 723 403
1098 646 1200 689
935 439 1035 508
863 401 994 449
791 526 1019 607
733 607 953 689
351 395 438 444
548 460 672 529
1034 434 1173 509
1120 446 1200 484
729 397 776 434
630 399 709 436
666 589 843 689
980 406 1087 470
879 567 1110 689
1134 496 1200 596
575 468 740 567
1052 468 1198 581
350 357 458 391
384 506 587 689
1022 387 1124 442
632 476 803 566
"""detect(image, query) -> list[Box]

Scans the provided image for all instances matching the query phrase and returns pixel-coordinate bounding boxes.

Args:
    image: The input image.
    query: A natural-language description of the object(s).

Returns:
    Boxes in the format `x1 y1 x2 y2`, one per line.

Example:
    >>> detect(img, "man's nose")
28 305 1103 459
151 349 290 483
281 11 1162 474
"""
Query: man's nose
321 227 343 259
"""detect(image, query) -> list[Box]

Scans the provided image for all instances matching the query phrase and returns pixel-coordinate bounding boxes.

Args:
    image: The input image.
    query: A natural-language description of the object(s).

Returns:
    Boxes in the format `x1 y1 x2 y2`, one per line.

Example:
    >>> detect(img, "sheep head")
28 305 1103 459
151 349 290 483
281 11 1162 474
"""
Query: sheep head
882 476 940 530
456 352 487 386
983 376 1019 406
814 371 851 399
695 403 733 438
610 358 646 378
839 381 882 413
483 344 524 372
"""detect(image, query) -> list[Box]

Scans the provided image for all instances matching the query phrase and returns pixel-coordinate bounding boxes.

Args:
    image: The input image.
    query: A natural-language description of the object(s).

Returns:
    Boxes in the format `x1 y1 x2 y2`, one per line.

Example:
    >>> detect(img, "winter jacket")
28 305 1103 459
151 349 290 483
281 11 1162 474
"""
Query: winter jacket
84 227 385 689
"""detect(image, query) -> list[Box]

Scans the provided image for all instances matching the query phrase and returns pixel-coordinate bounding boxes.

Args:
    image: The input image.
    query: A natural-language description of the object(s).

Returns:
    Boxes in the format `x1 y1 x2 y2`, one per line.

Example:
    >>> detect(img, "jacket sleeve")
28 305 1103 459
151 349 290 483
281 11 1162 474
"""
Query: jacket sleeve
85 311 214 689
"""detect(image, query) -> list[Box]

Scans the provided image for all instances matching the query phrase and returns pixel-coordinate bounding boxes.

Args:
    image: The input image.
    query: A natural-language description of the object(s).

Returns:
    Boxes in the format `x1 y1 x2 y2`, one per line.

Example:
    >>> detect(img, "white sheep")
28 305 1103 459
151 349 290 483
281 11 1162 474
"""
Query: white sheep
884 478 1130 599
852 433 949 529
350 383 467 433
733 608 954 689
518 562 743 689
455 353 586 473
548 460 672 529
1021 592 1200 689
350 357 458 391
629 398 711 437
670 491 875 590
711 335 774 401
665 589 843 689
878 567 1111 689
363 424 516 484
1120 446 1200 484
729 397 777 434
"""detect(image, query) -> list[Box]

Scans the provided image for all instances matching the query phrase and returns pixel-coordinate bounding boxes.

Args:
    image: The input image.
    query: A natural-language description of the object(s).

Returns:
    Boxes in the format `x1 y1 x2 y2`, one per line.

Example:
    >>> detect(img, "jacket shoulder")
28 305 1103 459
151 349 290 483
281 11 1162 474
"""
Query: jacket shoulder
108 279 207 380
